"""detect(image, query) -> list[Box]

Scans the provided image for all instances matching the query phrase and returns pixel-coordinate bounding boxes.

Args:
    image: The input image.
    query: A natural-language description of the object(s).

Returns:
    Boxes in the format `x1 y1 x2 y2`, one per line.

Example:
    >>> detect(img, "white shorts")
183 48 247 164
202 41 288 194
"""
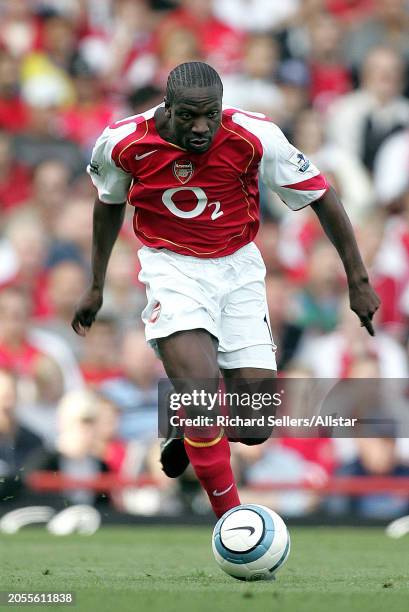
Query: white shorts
138 242 277 371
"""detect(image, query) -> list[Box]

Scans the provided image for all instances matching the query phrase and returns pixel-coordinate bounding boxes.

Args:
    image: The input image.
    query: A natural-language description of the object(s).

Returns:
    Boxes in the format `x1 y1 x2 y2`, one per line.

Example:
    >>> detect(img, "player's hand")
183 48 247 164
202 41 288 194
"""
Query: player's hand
348 280 381 336
71 287 103 336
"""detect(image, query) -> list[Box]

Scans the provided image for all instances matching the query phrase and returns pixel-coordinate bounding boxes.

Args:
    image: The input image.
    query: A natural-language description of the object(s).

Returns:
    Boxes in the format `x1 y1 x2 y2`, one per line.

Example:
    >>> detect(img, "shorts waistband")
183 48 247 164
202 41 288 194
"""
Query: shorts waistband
139 242 257 264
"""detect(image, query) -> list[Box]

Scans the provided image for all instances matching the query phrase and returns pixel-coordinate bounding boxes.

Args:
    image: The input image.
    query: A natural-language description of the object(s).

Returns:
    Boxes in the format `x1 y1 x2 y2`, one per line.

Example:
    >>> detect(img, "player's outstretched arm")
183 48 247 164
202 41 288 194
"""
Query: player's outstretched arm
71 198 126 336
311 187 380 336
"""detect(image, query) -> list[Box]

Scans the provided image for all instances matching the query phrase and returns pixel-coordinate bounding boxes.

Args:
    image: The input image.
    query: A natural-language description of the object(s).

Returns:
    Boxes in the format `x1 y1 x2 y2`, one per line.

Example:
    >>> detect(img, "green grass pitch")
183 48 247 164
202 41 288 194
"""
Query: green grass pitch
0 526 408 612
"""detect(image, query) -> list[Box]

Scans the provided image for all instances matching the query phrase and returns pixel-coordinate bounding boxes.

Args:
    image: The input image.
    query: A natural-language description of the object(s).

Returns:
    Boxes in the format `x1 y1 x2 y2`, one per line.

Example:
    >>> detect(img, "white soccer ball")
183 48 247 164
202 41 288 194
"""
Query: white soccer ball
212 504 290 581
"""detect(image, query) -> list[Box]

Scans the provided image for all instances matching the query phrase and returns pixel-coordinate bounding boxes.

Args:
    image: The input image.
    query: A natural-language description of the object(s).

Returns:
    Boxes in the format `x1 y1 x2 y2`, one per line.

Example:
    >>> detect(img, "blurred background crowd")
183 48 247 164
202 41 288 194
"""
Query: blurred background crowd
1 0 409 522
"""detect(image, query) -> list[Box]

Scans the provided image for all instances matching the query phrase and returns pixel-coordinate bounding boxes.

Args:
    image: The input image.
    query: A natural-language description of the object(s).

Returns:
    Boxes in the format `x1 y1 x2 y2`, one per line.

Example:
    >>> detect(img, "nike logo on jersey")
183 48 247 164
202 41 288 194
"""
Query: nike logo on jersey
225 525 256 536
135 150 158 160
213 484 234 497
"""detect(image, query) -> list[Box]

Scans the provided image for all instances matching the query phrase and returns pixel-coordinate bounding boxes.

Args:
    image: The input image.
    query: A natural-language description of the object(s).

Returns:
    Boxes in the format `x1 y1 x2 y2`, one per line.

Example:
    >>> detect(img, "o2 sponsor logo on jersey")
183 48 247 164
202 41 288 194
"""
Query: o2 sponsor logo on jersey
173 160 194 184
289 150 310 173
162 187 223 221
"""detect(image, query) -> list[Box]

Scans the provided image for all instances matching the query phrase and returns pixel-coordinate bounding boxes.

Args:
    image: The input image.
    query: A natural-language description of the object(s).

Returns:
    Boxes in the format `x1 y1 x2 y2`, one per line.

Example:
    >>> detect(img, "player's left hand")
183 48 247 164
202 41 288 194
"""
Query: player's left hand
348 280 381 336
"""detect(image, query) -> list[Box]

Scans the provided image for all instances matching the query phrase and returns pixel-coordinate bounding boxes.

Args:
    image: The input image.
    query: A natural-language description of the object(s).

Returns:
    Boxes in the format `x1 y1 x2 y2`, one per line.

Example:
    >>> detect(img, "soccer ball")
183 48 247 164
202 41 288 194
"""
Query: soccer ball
212 504 290 581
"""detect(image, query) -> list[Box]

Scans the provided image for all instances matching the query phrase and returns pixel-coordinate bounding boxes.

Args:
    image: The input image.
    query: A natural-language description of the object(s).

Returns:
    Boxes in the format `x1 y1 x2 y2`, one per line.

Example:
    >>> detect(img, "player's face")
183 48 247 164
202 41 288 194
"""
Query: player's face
168 87 222 153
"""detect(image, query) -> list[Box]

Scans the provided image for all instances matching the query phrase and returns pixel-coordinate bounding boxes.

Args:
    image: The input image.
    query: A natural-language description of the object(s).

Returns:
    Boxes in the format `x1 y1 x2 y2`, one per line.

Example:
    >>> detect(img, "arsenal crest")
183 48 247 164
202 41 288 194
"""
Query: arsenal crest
173 160 194 184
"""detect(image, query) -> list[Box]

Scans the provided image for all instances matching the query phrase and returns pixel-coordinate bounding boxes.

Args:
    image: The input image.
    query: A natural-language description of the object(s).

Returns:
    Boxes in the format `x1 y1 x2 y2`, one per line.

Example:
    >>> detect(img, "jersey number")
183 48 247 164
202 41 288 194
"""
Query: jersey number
162 187 223 221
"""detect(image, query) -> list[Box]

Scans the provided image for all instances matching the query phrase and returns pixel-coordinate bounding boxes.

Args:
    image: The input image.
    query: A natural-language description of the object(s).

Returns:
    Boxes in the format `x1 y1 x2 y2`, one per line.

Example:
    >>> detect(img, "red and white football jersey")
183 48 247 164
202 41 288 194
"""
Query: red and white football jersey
88 106 328 258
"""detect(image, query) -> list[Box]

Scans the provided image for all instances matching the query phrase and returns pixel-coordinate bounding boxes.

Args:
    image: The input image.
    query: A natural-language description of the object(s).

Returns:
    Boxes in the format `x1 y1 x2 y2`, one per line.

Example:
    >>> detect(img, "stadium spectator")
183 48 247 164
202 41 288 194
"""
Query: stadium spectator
0 286 82 399
91 390 172 515
0 368 43 503
2 211 49 314
36 260 88 356
275 205 325 281
222 34 284 120
213 0 300 32
79 315 123 385
350 208 409 339
327 46 409 171
0 287 48 379
276 59 311 138
265 272 303 370
152 25 203 89
291 239 344 336
127 84 163 115
278 3 355 116
237 435 335 516
0 0 40 59
256 219 282 272
22 159 71 232
99 329 162 440
328 419 409 519
26 389 110 506
20 13 78 108
13 94 84 175
93 392 127 473
343 0 409 74
0 49 30 133
59 57 119 155
0 131 32 216
369 193 409 337
78 0 157 93
51 197 93 264
307 12 352 111
155 0 246 74
326 0 374 28
91 383 179 516
295 298 409 378
373 128 409 206
15 352 64 447
291 108 374 222
101 239 146 332
317 353 407 439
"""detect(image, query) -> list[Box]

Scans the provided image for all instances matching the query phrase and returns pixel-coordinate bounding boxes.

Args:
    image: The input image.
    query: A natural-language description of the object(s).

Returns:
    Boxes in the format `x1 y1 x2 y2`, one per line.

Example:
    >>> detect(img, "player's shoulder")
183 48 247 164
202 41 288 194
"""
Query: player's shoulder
97 105 160 147
221 106 286 154
92 105 162 170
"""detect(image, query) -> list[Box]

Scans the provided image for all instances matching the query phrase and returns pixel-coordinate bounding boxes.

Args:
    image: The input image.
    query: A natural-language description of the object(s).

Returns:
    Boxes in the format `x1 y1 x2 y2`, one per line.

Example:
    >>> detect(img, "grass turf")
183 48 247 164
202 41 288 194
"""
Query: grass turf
0 526 408 612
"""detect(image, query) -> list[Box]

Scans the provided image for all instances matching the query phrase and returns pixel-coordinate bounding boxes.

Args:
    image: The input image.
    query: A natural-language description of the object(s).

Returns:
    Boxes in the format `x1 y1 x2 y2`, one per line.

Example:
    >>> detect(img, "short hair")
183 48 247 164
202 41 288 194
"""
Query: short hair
166 62 223 104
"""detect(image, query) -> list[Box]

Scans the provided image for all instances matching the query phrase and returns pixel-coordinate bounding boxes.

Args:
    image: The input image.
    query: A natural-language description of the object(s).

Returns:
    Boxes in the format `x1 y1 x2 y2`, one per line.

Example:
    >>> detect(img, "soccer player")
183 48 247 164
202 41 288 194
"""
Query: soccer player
72 62 380 518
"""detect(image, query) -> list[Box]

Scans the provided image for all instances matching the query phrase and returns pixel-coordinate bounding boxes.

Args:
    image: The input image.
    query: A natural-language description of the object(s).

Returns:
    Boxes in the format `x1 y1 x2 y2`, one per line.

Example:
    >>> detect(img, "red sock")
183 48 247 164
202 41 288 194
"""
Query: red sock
184 432 240 518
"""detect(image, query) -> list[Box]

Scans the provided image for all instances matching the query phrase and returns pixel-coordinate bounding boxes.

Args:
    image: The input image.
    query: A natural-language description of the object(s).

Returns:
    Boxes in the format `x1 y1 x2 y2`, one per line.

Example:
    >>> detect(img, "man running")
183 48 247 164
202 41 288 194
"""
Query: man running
72 62 380 518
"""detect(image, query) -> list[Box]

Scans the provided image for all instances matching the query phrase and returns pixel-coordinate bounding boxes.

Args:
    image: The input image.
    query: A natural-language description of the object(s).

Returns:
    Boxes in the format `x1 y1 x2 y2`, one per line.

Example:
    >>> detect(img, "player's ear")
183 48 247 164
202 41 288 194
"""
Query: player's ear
164 97 171 117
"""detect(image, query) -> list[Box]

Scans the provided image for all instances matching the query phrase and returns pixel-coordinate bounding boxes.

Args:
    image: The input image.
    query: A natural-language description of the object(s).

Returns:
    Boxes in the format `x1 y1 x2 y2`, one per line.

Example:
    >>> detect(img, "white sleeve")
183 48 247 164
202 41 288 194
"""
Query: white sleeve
232 112 329 210
87 123 135 204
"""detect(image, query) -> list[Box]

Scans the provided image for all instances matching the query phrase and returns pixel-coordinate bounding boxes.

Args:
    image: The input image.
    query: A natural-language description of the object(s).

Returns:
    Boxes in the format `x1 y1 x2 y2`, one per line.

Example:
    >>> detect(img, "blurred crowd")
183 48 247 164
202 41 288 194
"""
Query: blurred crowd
1 0 409 520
